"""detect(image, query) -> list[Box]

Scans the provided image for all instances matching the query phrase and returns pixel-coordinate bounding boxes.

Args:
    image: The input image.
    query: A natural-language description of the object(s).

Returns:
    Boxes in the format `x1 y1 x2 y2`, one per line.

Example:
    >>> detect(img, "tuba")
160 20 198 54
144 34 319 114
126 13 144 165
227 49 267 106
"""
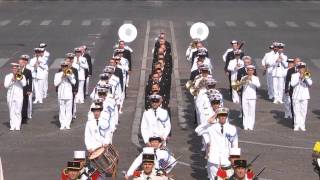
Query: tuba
118 23 137 43
190 22 209 41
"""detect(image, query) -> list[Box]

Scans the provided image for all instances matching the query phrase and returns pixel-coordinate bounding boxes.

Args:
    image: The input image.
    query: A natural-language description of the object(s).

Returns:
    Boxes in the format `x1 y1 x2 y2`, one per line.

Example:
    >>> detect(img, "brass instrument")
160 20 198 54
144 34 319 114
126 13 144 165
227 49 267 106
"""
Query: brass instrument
231 75 250 91
15 72 23 81
63 68 73 76
185 76 207 96
303 70 311 79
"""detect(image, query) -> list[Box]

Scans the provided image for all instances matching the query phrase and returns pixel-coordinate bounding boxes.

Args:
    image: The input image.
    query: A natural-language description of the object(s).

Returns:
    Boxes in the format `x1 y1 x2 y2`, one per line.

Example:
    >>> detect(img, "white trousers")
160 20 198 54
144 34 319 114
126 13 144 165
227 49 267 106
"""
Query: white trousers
73 95 77 118
85 76 90 95
33 78 45 102
76 80 85 103
242 98 256 130
59 99 73 128
283 94 292 118
44 72 48 98
8 99 23 130
293 99 308 129
273 77 284 102
231 89 240 104
266 71 274 99
28 93 33 118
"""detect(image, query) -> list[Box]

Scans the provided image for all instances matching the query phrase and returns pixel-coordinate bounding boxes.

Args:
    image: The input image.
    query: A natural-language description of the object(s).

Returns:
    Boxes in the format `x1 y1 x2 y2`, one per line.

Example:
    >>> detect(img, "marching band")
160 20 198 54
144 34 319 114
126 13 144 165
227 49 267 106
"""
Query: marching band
2 21 314 179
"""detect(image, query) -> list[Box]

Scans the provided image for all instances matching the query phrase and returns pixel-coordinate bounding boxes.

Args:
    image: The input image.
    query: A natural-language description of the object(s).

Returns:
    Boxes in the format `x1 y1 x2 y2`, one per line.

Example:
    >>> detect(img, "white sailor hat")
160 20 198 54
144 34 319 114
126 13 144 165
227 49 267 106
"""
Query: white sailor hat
113 56 121 60
208 95 222 103
200 64 209 71
74 47 82 52
99 73 110 80
114 48 125 53
20 54 30 60
66 53 75 58
234 49 242 55
34 47 44 52
206 89 220 96
98 83 112 89
39 43 47 48
272 41 280 47
103 66 115 73
287 58 294 62
230 148 241 157
149 94 161 100
207 78 217 86
242 56 252 60
10 62 19 67
73 151 86 160
298 62 306 68
246 65 256 69
60 61 68 66
231 40 238 44
143 147 155 155
90 103 103 111
96 87 108 93
277 42 285 48
216 107 229 115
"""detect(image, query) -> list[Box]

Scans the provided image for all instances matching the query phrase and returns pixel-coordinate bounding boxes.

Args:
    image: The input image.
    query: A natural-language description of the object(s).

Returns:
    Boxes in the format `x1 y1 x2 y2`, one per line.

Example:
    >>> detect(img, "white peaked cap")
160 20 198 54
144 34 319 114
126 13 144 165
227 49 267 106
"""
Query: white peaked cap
73 151 86 159
143 147 154 155
230 148 241 156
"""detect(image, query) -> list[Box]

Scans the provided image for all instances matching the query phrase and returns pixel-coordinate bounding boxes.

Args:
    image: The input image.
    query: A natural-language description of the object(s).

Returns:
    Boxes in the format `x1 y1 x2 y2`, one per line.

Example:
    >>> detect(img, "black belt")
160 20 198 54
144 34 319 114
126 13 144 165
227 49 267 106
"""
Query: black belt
221 166 232 170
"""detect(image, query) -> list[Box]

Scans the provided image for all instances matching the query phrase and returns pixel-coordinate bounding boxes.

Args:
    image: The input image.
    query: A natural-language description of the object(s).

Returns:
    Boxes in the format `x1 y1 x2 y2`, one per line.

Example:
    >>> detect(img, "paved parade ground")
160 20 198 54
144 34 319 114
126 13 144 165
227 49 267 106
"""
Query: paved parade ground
0 1 320 179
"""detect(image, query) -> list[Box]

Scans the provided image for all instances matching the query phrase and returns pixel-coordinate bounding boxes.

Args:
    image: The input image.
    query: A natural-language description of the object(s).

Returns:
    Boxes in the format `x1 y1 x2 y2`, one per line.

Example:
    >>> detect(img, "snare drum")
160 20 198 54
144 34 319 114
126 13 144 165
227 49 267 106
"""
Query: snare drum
89 145 119 174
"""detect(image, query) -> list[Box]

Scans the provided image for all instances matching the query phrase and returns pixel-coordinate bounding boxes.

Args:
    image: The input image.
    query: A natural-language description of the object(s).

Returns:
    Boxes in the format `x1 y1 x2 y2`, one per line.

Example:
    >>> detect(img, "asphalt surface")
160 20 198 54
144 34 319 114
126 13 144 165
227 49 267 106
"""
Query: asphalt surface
0 1 319 180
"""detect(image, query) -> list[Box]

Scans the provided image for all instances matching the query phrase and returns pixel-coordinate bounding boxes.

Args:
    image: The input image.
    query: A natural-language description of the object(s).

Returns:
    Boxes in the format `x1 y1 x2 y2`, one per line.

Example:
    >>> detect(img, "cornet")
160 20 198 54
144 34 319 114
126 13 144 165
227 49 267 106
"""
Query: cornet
63 68 73 76
15 70 23 81
303 70 311 79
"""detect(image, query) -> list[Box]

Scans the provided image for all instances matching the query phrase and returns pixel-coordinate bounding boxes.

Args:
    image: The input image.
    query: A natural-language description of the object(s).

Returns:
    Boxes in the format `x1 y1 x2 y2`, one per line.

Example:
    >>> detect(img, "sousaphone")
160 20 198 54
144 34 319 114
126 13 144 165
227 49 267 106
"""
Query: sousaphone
189 22 209 41
118 23 137 43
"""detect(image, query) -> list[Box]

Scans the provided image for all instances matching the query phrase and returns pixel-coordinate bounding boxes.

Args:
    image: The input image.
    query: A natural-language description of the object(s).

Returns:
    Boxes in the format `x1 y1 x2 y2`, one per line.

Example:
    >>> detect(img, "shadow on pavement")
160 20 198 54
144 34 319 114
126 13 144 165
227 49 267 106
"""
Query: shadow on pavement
312 109 320 119
270 110 292 128
229 109 243 129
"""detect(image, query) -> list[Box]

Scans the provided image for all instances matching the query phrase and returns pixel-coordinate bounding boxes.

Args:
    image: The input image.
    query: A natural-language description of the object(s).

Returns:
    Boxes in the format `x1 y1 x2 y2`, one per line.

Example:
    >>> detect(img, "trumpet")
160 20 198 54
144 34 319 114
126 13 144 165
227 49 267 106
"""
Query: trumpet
15 72 23 81
303 70 311 79
63 68 73 76
231 75 250 91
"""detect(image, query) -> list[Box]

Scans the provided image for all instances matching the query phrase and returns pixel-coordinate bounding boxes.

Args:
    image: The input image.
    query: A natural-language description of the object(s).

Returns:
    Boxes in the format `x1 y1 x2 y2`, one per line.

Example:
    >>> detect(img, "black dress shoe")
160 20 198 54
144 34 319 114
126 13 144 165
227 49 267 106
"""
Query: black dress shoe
21 119 28 124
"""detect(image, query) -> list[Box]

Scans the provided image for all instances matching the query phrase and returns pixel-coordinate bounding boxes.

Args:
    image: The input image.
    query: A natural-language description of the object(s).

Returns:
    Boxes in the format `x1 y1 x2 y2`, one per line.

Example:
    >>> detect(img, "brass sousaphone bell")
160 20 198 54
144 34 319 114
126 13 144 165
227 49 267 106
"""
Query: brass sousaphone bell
118 23 137 43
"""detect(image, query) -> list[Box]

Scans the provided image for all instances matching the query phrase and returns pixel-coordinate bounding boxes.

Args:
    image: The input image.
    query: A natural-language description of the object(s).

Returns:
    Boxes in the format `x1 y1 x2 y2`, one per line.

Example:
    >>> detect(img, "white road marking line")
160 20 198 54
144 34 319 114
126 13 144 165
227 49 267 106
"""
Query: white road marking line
101 19 111 26
81 20 91 26
0 58 11 68
170 21 187 129
61 20 71 26
0 20 11 26
18 20 31 26
186 21 194 26
131 20 150 148
310 59 320 69
225 21 236 27
240 140 312 150
206 21 215 27
308 21 320 28
40 20 52 26
245 21 256 27
285 21 299 28
49 58 64 69
265 21 278 28
124 20 132 24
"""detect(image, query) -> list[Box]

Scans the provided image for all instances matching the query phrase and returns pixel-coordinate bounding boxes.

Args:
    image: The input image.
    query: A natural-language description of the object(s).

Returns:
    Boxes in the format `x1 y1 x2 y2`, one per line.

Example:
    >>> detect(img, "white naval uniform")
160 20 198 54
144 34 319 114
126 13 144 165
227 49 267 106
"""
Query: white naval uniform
54 72 76 129
84 115 113 151
29 56 48 103
191 57 213 73
227 58 244 104
185 46 197 62
4 73 26 130
261 50 277 99
271 53 288 103
197 122 238 180
42 51 50 98
141 107 171 144
291 73 312 130
126 148 176 178
73 56 88 103
241 75 260 130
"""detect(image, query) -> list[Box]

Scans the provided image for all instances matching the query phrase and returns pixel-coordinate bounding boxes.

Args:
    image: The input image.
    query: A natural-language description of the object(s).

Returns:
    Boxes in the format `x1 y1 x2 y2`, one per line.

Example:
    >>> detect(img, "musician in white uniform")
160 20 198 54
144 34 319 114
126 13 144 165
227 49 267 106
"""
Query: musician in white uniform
126 136 176 179
227 50 244 104
261 42 279 100
271 43 288 104
291 62 312 131
73 47 89 104
4 63 26 130
241 65 261 130
84 104 113 152
191 51 212 73
29 48 48 104
39 43 50 98
141 94 171 145
222 40 238 63
196 107 238 180
54 62 76 130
